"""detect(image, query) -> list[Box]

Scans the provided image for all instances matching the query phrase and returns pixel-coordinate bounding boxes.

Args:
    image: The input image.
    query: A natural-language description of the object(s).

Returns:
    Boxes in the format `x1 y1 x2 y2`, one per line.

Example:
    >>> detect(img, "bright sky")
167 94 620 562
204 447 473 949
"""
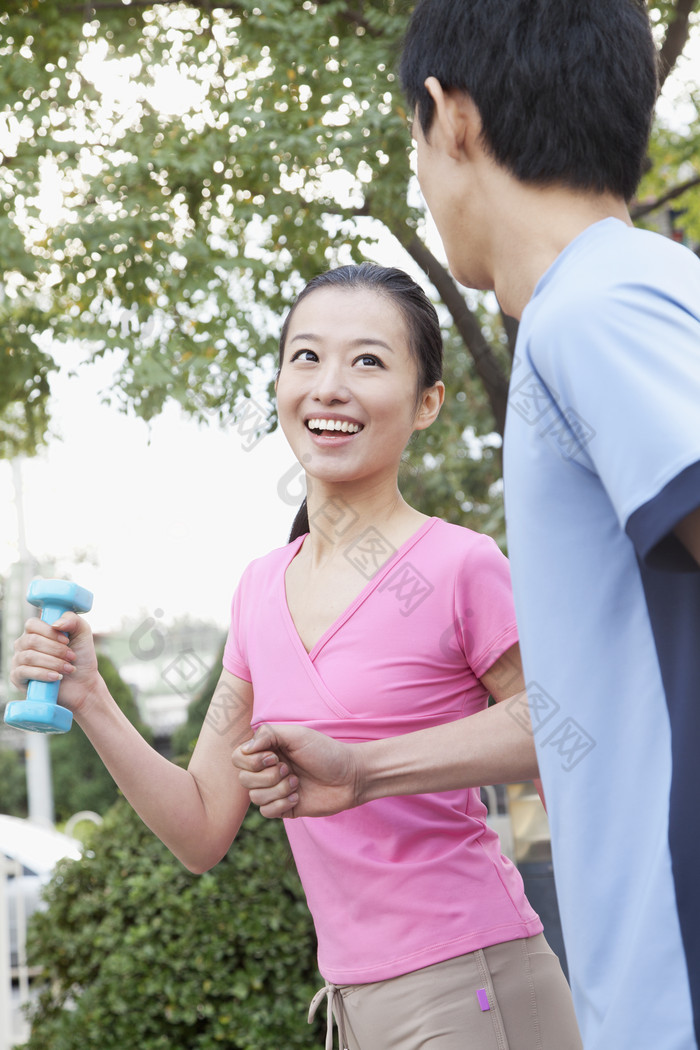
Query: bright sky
0 350 302 633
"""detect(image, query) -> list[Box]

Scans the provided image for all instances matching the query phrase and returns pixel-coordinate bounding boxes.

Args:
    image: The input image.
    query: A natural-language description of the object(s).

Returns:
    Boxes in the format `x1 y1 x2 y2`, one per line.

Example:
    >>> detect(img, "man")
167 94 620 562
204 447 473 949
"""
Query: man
235 2 700 1047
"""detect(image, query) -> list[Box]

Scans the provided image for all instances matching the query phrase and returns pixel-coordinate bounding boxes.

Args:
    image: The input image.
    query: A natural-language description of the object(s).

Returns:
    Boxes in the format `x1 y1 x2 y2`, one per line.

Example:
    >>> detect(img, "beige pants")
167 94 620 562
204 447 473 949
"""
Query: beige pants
309 934 582 1050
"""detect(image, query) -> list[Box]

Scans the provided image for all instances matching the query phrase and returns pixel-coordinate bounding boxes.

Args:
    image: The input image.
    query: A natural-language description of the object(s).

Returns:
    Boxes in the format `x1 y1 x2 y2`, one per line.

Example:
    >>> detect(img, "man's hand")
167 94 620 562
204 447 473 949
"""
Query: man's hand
233 724 363 819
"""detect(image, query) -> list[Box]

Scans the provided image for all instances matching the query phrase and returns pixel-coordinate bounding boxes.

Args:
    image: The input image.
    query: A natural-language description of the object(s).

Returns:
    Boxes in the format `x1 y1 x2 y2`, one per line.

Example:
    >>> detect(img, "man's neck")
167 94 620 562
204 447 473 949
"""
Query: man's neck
491 184 632 320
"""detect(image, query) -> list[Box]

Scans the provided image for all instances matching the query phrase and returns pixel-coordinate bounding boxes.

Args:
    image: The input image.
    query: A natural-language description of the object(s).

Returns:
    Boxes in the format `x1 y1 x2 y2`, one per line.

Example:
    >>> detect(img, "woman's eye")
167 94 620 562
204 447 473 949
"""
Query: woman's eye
290 349 318 363
354 354 384 368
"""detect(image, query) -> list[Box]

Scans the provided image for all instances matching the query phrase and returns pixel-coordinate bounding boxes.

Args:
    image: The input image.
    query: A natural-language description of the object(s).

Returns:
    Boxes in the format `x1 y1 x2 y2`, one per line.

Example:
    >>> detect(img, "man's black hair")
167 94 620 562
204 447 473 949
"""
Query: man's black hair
399 0 658 201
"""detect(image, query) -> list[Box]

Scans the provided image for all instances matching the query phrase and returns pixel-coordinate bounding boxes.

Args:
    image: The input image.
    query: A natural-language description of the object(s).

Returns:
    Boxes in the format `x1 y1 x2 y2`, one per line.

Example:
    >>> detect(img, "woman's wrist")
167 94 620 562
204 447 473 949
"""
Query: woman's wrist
72 674 114 728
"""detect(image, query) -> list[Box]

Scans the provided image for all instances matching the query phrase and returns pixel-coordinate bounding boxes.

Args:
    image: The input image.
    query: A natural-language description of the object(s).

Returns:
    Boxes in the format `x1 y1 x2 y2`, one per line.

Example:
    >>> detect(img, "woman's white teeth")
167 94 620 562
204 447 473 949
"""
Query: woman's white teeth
308 419 361 434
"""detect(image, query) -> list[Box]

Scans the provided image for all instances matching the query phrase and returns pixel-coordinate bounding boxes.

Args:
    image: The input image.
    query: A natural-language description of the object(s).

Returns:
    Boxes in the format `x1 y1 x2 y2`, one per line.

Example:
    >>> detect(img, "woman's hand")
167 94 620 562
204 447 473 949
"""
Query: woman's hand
10 612 101 719
233 724 363 819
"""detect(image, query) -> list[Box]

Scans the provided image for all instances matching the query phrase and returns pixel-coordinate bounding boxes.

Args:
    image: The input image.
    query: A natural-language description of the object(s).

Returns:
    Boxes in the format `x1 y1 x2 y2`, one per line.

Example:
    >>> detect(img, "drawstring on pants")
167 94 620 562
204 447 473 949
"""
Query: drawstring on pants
308 981 349 1050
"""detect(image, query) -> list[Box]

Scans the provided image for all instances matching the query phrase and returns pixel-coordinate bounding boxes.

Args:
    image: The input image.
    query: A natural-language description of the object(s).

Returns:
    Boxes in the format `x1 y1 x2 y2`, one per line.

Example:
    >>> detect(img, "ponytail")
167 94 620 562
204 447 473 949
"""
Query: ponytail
288 498 309 543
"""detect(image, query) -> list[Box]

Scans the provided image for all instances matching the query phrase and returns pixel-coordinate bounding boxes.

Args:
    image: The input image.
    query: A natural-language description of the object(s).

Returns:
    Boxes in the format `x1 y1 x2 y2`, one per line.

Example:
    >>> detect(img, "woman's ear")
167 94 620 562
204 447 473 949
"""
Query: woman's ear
414 381 445 431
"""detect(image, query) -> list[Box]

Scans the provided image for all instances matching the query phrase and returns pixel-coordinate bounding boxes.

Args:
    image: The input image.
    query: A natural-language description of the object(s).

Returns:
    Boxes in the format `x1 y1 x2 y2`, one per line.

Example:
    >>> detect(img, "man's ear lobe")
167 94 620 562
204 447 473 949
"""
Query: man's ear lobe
424 76 478 159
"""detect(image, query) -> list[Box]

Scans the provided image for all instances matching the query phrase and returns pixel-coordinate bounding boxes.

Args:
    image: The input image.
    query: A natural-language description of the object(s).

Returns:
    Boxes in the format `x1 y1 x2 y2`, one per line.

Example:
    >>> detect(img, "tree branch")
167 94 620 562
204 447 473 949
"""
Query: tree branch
314 1 383 37
657 0 700 89
68 0 381 33
403 235 510 436
631 173 700 219
323 199 373 218
499 308 519 359
69 1 246 12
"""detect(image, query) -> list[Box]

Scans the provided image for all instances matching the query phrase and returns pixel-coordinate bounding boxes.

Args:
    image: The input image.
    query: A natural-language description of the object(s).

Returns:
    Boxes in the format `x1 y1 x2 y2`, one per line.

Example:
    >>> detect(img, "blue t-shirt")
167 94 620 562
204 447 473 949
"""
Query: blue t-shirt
504 218 700 1050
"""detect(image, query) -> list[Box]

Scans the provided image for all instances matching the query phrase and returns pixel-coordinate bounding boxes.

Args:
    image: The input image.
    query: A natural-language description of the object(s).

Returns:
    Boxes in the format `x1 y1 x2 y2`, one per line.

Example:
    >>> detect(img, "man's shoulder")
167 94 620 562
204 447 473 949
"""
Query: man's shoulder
548 219 695 295
524 219 700 342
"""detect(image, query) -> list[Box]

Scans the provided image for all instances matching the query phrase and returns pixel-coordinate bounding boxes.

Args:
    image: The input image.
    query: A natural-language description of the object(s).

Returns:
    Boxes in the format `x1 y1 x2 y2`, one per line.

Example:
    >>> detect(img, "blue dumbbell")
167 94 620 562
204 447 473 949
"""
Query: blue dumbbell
4 579 93 734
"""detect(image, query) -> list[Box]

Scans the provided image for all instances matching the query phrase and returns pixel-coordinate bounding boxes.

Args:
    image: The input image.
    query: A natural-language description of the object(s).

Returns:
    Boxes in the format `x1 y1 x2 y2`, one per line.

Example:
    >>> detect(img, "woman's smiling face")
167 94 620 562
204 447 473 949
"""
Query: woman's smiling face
276 286 431 488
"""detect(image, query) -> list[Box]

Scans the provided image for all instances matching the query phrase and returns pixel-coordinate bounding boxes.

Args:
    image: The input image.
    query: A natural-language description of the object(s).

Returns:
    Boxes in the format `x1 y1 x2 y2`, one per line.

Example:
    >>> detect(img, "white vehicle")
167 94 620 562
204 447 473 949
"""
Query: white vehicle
0 815 81 968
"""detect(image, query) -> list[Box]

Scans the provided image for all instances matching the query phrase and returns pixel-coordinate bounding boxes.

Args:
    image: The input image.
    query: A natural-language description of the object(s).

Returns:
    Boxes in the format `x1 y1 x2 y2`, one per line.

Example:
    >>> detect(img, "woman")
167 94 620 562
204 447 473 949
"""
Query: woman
11 263 581 1050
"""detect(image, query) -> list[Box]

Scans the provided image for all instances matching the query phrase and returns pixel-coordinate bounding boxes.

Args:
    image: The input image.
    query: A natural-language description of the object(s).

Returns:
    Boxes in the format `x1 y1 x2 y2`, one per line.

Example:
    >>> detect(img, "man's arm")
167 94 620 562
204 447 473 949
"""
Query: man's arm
234 643 539 818
674 505 700 566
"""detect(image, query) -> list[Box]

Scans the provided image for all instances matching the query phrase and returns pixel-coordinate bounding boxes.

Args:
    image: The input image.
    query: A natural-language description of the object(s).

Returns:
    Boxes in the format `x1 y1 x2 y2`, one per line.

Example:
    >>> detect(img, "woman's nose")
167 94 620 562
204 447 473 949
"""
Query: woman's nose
311 363 351 404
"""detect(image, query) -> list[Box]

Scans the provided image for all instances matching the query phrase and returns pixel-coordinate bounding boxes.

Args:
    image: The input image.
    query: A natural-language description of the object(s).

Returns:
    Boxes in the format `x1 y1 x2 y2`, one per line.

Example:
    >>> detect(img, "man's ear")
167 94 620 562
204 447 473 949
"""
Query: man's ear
424 77 481 160
414 381 445 431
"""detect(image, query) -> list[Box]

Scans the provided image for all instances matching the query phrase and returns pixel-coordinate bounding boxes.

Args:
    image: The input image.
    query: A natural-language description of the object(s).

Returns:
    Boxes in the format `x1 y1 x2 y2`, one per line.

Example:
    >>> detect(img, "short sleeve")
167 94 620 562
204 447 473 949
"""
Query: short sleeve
223 566 253 682
535 263 700 572
626 460 700 571
455 535 519 679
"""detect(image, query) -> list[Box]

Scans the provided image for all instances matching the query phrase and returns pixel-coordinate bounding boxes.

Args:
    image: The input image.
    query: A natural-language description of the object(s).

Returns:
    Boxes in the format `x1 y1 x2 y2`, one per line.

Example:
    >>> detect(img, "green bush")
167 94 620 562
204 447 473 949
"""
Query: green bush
24 801 324 1049
170 645 224 760
0 746 28 816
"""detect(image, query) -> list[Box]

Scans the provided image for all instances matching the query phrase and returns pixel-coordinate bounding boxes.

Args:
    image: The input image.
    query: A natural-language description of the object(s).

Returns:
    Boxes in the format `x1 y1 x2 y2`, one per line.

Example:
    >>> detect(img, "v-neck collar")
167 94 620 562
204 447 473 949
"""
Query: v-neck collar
281 516 439 662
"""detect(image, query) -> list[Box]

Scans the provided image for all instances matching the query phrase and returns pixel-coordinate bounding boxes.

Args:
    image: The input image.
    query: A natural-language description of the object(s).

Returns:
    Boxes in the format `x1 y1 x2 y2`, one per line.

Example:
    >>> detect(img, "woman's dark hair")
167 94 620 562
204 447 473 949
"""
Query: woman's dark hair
279 263 443 542
400 0 658 202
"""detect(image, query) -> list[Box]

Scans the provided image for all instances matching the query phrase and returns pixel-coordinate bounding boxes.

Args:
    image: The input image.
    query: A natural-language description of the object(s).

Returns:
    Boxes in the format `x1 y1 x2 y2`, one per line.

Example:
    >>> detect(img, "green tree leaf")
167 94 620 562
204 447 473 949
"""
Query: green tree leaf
1 0 698 535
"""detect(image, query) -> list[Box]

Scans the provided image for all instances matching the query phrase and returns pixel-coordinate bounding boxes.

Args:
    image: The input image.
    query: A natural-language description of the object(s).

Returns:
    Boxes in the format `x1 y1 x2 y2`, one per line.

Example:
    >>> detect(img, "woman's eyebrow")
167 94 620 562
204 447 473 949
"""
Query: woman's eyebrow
289 332 321 342
289 333 395 353
348 338 395 353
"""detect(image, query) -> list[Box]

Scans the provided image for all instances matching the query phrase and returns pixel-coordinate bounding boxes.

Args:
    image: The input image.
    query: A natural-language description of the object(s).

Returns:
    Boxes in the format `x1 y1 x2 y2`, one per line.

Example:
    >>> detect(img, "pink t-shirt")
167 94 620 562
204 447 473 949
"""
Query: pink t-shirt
224 517 542 984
